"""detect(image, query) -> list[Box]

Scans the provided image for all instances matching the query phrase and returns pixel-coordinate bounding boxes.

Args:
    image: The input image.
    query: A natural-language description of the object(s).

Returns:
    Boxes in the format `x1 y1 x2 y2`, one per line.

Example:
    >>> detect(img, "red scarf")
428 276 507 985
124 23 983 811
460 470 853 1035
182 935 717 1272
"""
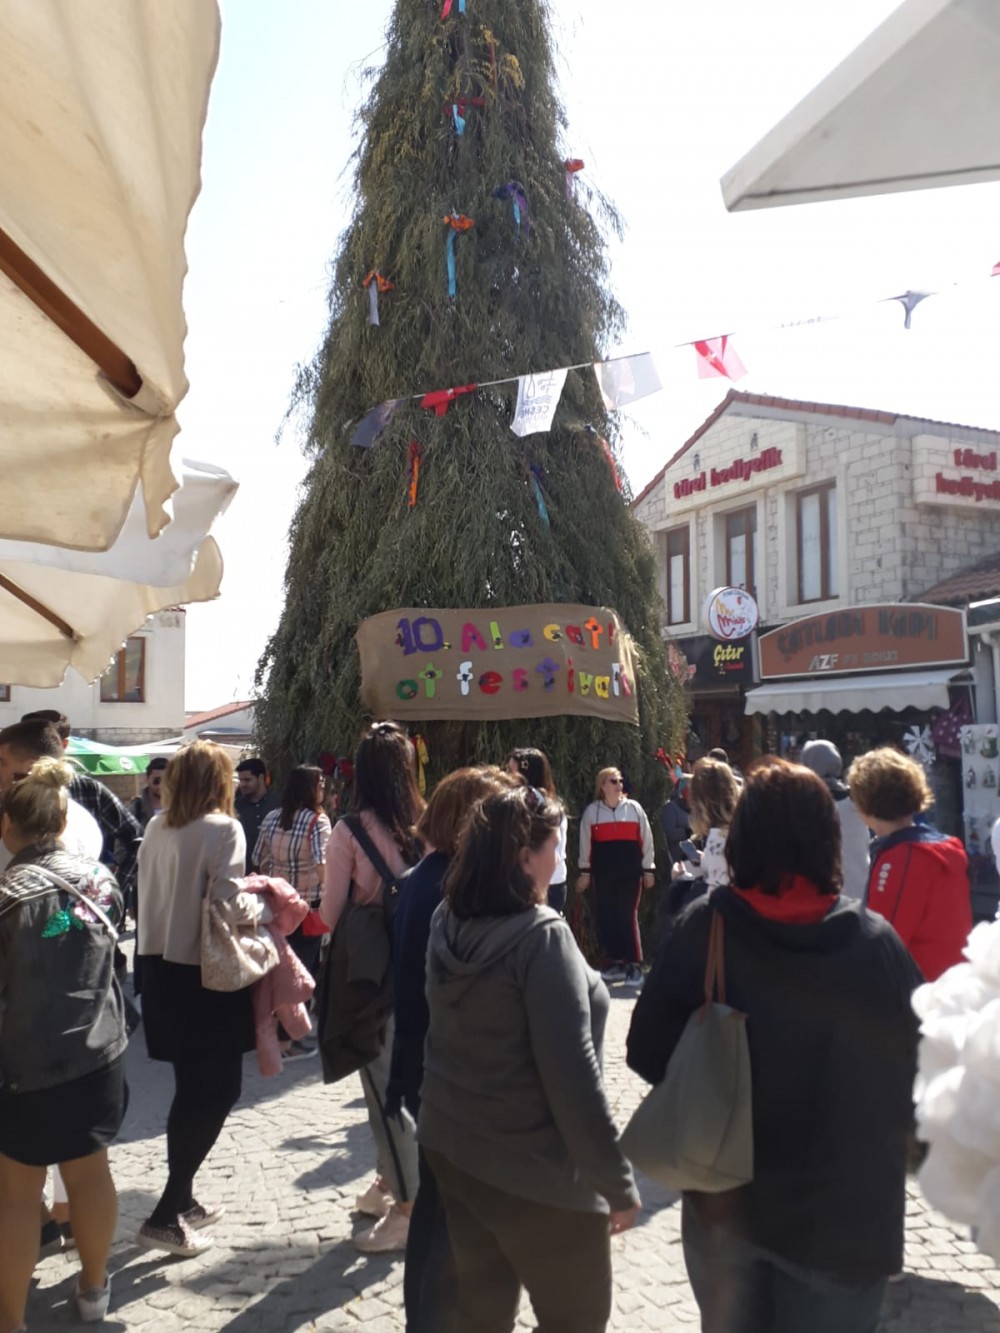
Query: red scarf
733 874 835 924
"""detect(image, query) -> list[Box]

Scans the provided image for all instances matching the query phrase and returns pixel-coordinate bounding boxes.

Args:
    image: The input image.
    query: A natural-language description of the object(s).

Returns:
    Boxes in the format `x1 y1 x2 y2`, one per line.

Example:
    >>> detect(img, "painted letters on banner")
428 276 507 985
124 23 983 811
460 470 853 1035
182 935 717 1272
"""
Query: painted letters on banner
356 604 640 724
510 369 568 438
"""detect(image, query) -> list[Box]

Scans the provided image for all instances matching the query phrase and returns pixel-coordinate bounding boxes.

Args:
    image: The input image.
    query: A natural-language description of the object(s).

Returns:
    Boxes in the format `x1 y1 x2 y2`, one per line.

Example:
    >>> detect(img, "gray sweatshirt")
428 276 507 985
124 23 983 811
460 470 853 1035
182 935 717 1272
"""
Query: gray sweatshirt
418 901 639 1214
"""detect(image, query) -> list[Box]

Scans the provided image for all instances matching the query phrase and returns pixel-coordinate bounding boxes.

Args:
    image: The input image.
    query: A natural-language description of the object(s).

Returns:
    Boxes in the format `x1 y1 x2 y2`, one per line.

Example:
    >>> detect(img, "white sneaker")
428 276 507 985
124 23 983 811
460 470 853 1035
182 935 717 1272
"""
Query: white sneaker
600 964 627 983
355 1204 410 1253
623 965 644 987
354 1179 392 1218
76 1272 112 1323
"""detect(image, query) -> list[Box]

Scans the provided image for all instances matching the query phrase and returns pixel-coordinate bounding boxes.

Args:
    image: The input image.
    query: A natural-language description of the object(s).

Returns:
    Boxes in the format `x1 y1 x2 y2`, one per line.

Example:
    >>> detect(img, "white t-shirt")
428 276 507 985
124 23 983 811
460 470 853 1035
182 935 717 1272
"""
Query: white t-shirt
701 827 730 887
992 815 1000 876
550 814 569 886
0 796 103 873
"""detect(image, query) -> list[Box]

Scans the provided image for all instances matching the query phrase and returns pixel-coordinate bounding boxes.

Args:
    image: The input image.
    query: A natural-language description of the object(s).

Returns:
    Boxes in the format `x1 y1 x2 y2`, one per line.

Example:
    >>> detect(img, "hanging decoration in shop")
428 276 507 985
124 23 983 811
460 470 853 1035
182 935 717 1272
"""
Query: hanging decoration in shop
492 180 529 236
442 211 475 298
564 157 585 199
528 462 550 527
362 270 395 326
903 724 936 768
406 440 424 508
694 336 748 382
931 691 973 758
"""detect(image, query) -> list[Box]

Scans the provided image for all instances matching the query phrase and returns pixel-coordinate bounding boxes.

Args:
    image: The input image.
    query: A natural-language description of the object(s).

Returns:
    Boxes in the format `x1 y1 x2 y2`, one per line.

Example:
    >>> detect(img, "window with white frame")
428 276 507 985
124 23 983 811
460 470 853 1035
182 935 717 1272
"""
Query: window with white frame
665 526 690 625
724 506 757 595
796 482 838 604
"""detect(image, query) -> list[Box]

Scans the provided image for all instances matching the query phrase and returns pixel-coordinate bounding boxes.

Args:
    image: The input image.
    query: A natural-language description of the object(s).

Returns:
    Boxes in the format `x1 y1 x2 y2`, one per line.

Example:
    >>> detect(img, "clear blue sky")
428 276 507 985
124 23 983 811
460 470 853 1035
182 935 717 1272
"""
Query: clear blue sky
180 0 1000 707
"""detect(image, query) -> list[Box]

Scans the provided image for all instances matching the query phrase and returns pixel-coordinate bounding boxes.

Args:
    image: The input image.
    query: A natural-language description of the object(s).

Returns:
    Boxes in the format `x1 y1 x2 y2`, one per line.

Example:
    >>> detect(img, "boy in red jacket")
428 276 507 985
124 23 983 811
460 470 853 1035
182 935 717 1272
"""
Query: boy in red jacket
847 747 971 981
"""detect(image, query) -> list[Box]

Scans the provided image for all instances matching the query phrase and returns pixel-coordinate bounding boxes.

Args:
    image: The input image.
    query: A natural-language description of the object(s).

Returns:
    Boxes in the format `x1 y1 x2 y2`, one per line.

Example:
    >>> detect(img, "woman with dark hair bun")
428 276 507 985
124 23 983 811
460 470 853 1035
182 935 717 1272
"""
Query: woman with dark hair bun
420 786 640 1332
320 721 424 1253
627 759 921 1333
507 747 568 913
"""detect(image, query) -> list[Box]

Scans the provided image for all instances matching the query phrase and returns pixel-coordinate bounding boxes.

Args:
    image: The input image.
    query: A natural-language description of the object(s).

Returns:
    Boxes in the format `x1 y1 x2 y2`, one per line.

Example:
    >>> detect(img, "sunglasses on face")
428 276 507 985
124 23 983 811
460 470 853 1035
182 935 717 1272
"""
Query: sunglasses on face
606 777 623 786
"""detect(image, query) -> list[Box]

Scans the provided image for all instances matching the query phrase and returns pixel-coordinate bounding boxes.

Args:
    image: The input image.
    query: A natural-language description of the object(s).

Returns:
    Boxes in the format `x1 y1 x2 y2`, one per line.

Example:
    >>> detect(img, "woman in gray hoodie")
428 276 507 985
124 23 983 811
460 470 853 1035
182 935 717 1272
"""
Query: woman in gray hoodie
420 785 640 1333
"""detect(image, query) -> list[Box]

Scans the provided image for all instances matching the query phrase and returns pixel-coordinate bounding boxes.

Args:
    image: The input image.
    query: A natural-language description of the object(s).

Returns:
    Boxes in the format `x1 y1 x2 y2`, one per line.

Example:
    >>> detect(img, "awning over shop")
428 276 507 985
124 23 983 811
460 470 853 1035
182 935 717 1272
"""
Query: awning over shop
744 668 970 716
721 0 1000 211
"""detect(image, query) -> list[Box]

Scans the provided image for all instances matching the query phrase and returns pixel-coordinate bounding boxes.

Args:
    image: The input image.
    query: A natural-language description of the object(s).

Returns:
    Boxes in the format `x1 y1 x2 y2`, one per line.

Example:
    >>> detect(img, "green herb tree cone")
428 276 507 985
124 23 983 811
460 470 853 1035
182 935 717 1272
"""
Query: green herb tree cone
256 0 689 838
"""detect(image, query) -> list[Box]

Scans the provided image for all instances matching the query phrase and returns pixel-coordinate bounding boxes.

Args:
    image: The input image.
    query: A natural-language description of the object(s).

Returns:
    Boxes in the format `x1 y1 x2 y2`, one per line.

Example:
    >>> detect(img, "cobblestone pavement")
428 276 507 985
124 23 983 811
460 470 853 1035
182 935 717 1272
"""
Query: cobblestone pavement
26 990 1000 1331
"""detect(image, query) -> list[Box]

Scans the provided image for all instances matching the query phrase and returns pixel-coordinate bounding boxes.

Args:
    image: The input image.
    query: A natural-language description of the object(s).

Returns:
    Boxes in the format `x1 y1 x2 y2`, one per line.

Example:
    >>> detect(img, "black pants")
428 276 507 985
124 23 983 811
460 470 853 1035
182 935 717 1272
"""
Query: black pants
148 1052 244 1226
405 1147 457 1333
424 1148 612 1333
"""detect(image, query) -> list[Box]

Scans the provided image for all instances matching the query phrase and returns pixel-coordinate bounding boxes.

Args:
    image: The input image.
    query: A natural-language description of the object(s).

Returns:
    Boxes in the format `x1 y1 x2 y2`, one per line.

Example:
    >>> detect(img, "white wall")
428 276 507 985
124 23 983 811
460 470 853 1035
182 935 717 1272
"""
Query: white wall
0 610 186 742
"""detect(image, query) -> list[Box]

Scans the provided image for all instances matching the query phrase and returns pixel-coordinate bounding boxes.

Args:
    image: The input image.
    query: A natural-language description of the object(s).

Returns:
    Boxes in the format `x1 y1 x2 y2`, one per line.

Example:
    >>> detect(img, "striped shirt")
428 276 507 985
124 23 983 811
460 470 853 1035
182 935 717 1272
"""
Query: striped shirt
254 808 332 907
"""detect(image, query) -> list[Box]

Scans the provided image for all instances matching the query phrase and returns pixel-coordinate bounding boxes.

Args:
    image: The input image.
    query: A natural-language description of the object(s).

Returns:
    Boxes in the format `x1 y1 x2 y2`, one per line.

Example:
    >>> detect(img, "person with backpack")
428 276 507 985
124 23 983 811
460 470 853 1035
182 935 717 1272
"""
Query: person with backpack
319 721 424 1253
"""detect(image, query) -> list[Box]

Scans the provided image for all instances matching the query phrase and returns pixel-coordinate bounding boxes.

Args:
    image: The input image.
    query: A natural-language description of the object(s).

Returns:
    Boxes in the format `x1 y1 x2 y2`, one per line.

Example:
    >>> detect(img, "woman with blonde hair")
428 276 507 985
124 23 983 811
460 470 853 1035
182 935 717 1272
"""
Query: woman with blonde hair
687 756 741 888
0 757 127 1327
577 768 655 986
136 741 253 1258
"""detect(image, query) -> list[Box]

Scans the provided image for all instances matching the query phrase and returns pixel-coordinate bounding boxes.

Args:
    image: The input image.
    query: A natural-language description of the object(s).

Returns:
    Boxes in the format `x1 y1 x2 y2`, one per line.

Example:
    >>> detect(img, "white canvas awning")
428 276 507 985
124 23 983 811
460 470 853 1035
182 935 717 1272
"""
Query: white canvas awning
721 0 1000 211
0 1 221 548
744 668 969 715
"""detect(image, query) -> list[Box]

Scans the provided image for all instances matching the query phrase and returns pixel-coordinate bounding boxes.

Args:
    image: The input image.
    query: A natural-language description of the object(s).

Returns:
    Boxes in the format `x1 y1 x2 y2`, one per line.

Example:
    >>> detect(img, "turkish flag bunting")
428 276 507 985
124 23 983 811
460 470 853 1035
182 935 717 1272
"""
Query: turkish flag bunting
694 336 747 381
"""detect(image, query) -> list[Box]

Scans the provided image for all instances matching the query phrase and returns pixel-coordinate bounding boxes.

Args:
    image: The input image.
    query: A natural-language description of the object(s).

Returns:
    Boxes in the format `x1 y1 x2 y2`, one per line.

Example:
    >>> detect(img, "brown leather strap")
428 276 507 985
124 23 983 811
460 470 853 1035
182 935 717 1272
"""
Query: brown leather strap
702 911 726 1006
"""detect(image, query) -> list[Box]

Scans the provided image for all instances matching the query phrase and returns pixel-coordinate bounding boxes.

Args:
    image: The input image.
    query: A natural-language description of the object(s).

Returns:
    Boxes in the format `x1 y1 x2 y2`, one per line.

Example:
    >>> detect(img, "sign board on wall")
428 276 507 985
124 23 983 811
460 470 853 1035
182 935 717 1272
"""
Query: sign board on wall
666 419 806 516
913 434 1000 511
356 604 640 724
675 635 754 689
758 603 968 679
704 587 759 641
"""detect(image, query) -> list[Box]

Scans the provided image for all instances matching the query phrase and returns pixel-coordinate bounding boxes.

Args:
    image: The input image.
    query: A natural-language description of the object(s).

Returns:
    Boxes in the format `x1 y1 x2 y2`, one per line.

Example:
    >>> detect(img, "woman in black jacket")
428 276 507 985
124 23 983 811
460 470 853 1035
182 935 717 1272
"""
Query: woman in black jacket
627 760 920 1333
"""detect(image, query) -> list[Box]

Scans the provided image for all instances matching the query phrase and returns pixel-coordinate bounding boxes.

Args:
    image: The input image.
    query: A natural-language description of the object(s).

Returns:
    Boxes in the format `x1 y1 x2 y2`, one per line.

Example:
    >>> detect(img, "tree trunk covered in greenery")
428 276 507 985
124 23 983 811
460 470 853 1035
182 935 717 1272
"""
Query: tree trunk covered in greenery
256 0 688 825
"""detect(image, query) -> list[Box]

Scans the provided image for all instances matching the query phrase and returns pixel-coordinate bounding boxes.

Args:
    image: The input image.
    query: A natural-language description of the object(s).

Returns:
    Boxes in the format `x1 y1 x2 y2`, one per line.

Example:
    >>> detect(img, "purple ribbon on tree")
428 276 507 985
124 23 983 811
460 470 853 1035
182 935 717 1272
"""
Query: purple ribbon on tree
492 181 529 236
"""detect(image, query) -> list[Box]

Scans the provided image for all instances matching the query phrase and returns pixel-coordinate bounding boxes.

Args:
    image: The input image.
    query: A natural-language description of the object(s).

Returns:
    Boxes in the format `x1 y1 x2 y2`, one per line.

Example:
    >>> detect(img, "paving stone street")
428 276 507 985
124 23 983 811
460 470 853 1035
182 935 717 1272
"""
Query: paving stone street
26 988 1000 1332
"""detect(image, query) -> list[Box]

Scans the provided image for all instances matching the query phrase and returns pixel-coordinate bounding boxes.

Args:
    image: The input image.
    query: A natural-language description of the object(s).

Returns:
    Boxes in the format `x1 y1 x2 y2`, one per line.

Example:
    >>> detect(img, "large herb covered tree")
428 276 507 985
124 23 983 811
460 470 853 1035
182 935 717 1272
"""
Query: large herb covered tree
256 0 687 819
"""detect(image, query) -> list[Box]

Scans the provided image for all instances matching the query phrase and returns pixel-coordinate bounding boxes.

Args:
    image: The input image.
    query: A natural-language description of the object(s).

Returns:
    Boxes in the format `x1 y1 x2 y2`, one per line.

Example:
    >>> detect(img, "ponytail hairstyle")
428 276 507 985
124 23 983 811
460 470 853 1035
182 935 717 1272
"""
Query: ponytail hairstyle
3 755 73 845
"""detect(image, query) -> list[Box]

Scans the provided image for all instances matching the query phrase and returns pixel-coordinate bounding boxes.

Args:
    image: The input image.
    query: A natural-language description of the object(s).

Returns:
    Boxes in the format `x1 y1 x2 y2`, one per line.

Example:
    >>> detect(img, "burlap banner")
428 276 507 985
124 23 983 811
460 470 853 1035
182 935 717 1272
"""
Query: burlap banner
356 604 640 724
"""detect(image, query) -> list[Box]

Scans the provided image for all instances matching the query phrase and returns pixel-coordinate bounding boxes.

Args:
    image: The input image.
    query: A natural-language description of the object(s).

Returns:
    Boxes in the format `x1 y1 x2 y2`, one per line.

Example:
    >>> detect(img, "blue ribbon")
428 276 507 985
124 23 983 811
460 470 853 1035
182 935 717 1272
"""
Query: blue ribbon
458 0 466 11
446 230 457 299
530 464 550 527
451 103 466 136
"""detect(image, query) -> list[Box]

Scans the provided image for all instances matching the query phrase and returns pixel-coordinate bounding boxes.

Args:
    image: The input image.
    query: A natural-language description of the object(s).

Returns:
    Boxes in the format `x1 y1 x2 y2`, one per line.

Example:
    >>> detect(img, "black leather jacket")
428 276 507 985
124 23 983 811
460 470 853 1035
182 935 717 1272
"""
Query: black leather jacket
0 844 127 1093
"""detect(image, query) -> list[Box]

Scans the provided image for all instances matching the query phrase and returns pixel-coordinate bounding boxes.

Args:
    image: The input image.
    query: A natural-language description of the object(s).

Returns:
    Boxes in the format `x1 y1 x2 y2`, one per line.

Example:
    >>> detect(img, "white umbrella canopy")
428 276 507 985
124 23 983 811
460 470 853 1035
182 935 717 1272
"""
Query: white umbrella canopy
721 0 1000 211
0 458 237 686
0 0 221 548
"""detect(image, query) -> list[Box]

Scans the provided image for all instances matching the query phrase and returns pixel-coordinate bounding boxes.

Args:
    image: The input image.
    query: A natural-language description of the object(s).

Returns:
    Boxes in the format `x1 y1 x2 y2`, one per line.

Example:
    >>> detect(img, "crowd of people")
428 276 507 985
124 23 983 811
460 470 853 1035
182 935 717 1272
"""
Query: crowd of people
0 714 985 1332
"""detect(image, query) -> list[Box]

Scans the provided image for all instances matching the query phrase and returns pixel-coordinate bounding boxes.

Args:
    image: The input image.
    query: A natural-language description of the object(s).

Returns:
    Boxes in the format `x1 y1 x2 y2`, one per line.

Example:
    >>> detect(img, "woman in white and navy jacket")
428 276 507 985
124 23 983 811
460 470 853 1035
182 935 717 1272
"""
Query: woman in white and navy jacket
576 768 654 986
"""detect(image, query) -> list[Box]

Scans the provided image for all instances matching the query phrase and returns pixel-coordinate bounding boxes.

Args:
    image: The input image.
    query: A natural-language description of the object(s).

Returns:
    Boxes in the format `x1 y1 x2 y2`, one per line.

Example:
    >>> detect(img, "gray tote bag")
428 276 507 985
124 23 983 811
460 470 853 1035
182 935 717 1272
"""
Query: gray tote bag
621 911 753 1192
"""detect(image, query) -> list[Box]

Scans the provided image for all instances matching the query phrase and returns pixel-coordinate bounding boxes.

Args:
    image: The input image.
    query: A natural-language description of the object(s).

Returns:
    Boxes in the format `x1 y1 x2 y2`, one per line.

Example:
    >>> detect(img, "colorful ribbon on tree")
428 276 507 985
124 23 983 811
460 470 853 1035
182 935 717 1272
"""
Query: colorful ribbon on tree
411 733 430 794
492 181 529 235
441 0 466 16
442 212 475 298
529 463 550 527
420 383 478 416
585 424 623 491
406 440 424 508
362 270 395 326
564 158 585 199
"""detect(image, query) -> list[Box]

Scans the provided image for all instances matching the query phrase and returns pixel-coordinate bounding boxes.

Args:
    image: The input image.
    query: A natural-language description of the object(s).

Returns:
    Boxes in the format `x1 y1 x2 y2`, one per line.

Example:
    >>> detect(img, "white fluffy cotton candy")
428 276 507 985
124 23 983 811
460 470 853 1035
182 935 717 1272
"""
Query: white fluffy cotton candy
915 920 1000 1262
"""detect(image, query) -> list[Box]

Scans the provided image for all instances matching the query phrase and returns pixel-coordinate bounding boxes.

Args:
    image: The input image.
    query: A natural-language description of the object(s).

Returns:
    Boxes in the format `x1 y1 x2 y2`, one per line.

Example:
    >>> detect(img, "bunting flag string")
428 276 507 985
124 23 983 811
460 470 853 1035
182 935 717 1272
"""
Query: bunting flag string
362 270 395 326
421 384 478 417
406 440 424 508
442 212 475 299
694 336 747 382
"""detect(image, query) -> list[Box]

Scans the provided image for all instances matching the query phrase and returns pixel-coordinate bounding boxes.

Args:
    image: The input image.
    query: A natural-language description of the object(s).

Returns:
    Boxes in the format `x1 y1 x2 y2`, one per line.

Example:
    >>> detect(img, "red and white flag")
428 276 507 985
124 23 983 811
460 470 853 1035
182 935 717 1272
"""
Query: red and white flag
694 336 747 381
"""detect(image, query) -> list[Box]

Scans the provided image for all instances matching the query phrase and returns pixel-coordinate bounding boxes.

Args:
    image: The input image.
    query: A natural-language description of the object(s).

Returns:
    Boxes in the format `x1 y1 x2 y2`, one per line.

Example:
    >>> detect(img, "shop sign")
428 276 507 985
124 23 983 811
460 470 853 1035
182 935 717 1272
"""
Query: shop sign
704 587 759 641
675 634 754 688
666 420 806 515
758 603 968 679
914 434 1000 510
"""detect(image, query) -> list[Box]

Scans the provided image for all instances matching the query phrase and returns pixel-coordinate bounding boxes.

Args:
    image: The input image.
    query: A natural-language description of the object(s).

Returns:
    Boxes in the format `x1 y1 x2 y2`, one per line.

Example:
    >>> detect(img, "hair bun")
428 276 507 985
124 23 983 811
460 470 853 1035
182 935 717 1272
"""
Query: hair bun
25 756 74 790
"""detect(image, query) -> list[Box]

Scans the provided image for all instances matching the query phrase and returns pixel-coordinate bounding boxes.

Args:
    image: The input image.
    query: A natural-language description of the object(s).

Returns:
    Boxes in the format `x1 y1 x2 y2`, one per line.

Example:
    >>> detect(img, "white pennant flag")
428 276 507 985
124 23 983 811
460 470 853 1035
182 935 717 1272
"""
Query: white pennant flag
510 368 569 438
594 353 662 409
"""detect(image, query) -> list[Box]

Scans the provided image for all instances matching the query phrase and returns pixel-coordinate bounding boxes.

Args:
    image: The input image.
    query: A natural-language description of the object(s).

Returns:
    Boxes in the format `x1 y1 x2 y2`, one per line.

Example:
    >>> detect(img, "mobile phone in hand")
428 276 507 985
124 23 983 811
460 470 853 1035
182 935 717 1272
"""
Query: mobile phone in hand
679 839 702 864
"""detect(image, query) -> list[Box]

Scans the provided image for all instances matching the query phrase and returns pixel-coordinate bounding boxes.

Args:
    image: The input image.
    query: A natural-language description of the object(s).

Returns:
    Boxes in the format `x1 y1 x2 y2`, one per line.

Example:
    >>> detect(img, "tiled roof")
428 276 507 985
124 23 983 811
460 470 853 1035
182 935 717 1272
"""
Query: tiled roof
631 390 1000 509
184 700 254 730
915 551 1000 606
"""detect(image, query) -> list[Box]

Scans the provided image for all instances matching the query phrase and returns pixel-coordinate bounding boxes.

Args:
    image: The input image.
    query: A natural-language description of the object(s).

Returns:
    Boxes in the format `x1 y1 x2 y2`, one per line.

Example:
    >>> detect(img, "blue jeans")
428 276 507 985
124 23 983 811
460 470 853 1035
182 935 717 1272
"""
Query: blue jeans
682 1203 886 1333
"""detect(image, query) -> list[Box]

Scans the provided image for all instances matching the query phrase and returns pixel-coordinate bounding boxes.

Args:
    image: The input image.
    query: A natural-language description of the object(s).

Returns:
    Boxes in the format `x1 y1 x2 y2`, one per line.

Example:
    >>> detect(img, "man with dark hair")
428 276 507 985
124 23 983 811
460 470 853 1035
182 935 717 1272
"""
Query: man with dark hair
21 710 143 906
0 721 102 872
132 755 168 829
235 756 277 872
